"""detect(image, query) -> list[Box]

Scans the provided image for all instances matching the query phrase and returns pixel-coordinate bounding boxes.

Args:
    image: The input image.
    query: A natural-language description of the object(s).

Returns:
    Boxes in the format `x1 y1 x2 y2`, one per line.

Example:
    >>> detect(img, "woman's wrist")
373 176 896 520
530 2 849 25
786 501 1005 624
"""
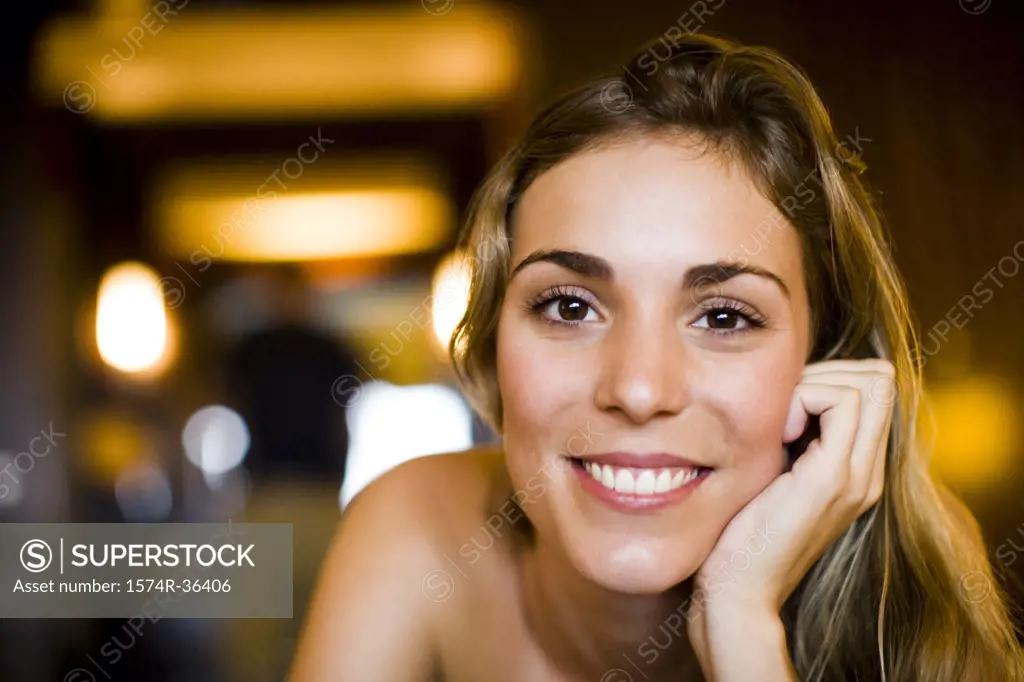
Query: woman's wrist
693 600 796 682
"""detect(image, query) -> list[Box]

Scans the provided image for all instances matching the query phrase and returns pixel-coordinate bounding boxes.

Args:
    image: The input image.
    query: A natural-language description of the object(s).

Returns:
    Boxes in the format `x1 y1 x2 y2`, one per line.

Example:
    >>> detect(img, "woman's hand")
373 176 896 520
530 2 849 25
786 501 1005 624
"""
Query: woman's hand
686 358 896 680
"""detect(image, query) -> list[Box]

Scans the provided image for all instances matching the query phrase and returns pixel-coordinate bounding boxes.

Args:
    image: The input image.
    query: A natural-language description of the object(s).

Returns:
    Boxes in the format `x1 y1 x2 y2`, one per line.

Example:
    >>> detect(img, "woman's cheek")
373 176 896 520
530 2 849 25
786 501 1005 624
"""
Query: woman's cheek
497 328 559 456
498 330 599 484
713 354 800 467
498 326 588 425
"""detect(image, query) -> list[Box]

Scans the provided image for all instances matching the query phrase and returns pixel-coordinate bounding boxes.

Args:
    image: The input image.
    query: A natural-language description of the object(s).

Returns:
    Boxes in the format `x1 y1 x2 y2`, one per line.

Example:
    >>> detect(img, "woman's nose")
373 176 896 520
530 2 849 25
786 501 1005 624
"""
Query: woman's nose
593 316 690 424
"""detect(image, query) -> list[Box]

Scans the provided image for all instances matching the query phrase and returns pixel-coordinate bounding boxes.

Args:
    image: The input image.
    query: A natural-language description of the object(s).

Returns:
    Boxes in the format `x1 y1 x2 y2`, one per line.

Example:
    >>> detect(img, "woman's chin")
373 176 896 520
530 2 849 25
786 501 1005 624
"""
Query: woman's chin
570 540 707 595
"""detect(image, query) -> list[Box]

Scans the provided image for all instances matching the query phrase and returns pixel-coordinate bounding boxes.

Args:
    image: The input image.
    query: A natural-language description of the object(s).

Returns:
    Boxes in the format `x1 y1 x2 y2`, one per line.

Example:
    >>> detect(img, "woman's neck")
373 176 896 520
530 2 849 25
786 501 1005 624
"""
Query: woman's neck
518 536 704 682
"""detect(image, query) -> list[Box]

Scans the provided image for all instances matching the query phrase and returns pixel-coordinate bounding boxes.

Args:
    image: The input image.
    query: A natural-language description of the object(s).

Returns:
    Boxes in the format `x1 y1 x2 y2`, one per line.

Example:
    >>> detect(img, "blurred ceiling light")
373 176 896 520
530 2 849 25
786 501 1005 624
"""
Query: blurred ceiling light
34 5 525 121
154 156 453 262
96 261 170 374
340 381 474 509
922 376 1018 488
182 405 250 476
431 250 472 352
166 190 449 261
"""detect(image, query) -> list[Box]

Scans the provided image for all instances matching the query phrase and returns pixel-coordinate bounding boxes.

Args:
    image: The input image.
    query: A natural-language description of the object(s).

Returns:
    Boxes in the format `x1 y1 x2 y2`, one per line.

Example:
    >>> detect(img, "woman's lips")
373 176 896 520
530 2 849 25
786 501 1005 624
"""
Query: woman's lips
581 452 708 469
570 458 711 512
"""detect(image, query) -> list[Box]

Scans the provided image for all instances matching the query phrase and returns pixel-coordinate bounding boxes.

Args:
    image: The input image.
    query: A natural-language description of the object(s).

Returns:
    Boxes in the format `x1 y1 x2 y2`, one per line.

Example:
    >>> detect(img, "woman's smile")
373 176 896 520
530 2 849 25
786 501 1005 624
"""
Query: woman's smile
570 453 713 513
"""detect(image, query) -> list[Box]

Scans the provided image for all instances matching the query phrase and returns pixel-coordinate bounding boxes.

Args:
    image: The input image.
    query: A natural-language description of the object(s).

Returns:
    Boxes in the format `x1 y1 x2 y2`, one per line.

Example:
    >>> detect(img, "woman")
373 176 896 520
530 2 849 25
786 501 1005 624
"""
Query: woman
287 33 1022 681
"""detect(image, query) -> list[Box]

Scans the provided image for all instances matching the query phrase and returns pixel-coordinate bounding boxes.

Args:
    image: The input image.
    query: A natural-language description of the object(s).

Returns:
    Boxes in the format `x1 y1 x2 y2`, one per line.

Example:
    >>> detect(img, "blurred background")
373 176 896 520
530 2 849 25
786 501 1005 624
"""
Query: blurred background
0 0 1021 679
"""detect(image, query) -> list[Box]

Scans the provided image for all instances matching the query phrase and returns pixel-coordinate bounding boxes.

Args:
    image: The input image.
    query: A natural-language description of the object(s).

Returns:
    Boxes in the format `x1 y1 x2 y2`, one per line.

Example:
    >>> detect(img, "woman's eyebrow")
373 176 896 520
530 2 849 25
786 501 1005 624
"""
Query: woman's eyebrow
509 249 612 280
509 249 790 299
685 261 791 300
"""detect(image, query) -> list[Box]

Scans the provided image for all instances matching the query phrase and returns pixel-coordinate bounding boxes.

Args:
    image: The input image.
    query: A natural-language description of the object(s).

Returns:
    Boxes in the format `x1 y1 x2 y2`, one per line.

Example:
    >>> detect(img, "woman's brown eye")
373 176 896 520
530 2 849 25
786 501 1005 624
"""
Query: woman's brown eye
706 310 741 329
558 298 590 321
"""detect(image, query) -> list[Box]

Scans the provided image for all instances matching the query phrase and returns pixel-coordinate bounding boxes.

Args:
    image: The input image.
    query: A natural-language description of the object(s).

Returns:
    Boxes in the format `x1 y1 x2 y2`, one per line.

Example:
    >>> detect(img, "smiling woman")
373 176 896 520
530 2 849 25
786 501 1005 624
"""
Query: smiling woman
287 33 1023 682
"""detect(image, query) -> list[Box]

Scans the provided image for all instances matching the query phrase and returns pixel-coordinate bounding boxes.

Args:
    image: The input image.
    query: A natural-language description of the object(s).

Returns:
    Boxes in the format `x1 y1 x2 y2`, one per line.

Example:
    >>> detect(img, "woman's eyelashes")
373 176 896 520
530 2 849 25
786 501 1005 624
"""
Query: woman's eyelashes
690 298 768 334
523 285 601 326
521 286 769 335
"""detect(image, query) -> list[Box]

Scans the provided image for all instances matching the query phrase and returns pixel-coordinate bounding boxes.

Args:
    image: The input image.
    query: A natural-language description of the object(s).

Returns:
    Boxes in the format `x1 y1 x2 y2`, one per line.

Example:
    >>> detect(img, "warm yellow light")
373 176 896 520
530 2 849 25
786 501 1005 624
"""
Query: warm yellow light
96 262 169 374
164 190 450 261
922 376 1019 487
430 250 473 351
153 156 454 262
34 5 526 121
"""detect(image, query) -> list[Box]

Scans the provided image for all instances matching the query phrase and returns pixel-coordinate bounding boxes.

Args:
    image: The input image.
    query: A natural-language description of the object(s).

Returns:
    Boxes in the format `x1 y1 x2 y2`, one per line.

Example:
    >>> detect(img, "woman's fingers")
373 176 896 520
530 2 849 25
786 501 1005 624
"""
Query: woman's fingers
789 382 861 495
798 370 893 504
801 358 895 377
791 366 894 511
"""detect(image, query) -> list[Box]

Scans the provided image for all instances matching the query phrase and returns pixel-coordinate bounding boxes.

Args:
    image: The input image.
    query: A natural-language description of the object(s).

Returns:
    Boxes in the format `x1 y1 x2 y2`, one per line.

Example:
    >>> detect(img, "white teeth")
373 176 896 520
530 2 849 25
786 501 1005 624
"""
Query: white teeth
601 465 615 489
582 461 702 496
613 468 635 494
635 469 656 495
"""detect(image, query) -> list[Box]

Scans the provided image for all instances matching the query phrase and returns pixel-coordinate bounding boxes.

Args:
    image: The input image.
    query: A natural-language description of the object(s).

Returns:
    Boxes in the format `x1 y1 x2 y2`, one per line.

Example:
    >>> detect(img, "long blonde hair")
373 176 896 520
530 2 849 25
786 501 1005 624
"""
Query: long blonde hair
449 32 1022 681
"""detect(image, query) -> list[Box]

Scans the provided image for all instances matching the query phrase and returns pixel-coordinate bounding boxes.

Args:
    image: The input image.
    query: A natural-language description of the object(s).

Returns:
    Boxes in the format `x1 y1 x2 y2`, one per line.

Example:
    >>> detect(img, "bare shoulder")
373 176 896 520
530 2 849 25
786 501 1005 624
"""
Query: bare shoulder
287 447 506 682
350 447 508 537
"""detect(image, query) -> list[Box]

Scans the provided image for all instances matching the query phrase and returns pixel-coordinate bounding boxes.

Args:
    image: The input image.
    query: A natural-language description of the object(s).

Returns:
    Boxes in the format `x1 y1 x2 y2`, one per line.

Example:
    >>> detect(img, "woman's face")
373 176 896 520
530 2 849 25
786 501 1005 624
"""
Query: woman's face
496 135 812 593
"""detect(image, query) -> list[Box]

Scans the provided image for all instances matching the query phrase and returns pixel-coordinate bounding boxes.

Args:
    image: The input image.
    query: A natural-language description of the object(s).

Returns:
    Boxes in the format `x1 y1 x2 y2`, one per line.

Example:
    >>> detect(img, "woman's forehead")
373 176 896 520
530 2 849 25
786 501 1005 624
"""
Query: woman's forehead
510 138 802 279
